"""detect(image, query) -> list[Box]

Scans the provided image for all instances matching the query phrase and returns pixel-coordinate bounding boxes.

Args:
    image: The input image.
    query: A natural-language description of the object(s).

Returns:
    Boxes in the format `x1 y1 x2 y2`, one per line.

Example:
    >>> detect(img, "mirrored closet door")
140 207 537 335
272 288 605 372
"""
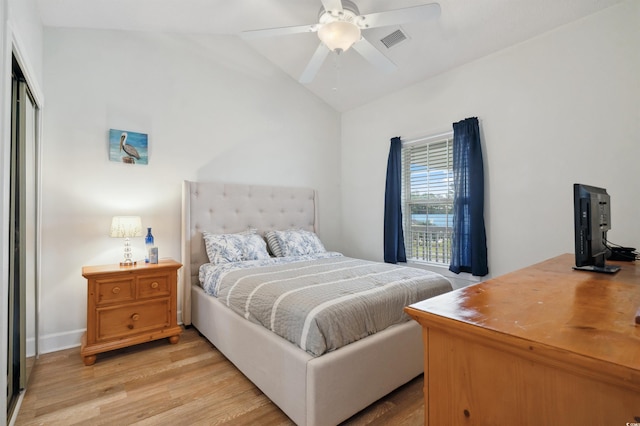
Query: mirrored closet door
7 54 39 421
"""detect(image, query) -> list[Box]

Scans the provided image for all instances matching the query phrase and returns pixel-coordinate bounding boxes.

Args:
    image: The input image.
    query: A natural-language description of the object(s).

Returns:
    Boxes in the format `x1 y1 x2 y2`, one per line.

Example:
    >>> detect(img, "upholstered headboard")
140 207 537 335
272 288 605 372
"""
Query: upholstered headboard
181 181 318 324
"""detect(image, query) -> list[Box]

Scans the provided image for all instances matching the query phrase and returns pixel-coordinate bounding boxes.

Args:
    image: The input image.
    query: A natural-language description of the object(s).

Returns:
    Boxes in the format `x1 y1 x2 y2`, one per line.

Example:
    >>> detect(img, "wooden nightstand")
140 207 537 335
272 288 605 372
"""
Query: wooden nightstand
80 259 182 366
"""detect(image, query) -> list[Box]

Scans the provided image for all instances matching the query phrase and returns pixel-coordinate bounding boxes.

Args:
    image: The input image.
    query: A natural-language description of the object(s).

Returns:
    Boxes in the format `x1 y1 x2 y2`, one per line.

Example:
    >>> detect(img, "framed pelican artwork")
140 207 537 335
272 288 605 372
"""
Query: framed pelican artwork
108 129 148 165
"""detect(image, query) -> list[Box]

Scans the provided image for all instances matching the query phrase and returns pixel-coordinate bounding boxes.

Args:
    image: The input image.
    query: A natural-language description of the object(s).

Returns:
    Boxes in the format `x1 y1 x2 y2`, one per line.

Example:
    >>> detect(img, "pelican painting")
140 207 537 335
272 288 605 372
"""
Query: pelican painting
119 132 140 162
108 128 148 165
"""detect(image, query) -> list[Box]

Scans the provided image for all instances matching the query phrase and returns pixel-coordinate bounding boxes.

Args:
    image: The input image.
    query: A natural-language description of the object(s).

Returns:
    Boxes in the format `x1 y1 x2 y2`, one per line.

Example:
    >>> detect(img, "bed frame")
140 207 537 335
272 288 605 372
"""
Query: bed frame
181 181 424 426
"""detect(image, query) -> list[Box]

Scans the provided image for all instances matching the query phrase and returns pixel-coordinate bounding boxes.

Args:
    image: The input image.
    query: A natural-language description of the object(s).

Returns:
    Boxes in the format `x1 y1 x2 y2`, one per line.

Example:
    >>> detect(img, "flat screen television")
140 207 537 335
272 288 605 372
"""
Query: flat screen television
573 183 620 273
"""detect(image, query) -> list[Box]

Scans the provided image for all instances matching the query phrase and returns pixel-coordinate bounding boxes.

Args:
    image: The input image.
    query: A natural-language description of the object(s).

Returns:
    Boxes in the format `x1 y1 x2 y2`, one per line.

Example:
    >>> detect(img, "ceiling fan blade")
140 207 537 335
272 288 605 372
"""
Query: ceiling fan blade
320 0 343 13
359 3 441 29
241 23 319 39
352 38 397 74
299 43 330 84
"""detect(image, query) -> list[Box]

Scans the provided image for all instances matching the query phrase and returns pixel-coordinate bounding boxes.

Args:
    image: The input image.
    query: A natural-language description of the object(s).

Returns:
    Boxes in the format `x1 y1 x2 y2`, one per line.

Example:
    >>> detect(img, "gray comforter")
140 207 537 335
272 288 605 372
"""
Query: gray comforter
200 254 452 356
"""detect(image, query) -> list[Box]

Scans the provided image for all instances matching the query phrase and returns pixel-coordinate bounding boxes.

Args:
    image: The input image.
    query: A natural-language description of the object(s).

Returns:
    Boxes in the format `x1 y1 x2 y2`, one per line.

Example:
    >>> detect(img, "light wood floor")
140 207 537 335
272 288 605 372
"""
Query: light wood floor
15 327 424 425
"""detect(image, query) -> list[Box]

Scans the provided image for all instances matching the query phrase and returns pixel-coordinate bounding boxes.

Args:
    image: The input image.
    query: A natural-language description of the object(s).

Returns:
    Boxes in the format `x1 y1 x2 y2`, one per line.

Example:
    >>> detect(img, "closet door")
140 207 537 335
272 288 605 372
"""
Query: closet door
23 71 38 383
7 58 39 421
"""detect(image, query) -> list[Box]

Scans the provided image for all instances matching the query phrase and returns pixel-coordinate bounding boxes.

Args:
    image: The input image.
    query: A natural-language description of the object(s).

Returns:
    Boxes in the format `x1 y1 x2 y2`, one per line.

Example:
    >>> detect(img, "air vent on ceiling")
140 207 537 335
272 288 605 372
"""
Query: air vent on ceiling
380 29 407 49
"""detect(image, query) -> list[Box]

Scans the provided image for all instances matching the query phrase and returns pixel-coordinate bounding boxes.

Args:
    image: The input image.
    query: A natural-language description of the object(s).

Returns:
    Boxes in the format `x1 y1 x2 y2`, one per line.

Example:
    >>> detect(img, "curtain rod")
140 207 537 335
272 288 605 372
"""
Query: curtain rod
402 131 453 147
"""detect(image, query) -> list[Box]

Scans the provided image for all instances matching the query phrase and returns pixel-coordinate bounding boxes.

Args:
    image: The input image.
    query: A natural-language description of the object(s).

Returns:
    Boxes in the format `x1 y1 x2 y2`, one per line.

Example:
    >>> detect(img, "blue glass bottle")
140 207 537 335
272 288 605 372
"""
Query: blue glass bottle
145 227 154 263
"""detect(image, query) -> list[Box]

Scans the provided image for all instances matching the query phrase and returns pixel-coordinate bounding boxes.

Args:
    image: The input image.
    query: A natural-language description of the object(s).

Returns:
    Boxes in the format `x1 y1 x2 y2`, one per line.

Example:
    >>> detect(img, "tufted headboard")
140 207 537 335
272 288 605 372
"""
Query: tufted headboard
181 180 318 324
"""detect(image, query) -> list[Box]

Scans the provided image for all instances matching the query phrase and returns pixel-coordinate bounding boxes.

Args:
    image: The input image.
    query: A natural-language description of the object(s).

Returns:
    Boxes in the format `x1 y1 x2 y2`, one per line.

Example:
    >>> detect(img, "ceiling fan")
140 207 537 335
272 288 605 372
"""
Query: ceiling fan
241 0 441 84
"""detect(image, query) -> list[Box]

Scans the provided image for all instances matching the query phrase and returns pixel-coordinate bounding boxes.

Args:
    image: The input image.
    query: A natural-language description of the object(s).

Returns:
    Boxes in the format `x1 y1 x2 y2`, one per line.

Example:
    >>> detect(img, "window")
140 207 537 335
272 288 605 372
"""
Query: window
401 133 454 264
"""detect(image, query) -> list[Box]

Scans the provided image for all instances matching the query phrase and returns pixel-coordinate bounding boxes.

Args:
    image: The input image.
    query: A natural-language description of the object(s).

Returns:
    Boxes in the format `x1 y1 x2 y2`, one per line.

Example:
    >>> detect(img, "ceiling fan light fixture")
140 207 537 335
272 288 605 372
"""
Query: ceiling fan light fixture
318 21 361 53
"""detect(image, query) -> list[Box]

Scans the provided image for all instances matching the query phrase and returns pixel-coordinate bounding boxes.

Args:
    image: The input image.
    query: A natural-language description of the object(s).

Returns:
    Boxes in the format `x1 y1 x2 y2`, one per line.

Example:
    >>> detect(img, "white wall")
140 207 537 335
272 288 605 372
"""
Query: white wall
341 1 640 279
7 0 42 85
40 28 341 352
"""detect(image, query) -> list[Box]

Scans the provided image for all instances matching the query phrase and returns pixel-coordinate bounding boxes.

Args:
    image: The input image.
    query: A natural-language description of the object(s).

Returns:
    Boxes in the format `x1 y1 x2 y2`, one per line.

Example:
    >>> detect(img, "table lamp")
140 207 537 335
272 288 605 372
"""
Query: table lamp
110 216 143 266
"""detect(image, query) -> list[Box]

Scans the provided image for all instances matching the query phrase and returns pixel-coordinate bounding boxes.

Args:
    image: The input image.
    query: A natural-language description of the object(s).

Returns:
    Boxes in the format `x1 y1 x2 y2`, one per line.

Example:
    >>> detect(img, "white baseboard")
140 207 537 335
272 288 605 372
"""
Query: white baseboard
38 328 85 354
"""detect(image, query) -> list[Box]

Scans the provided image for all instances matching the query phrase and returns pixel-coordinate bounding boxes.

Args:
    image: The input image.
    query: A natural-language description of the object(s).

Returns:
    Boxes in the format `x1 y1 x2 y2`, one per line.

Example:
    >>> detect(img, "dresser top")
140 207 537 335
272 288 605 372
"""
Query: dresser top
407 253 640 373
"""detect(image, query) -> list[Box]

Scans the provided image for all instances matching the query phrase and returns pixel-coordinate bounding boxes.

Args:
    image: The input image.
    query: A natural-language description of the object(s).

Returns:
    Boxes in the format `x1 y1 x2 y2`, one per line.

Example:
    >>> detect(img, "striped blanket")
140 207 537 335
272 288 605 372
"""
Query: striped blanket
200 254 452 356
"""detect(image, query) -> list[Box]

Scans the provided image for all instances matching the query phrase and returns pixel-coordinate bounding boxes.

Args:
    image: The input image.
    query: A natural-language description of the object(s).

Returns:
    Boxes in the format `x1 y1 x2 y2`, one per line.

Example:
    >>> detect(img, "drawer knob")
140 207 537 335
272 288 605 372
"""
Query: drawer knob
131 314 140 321
151 282 159 289
112 287 121 294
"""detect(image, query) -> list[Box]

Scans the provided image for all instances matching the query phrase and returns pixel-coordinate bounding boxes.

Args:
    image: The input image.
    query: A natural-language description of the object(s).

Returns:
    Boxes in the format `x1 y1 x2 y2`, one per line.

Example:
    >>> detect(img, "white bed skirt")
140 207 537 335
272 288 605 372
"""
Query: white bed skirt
191 284 425 426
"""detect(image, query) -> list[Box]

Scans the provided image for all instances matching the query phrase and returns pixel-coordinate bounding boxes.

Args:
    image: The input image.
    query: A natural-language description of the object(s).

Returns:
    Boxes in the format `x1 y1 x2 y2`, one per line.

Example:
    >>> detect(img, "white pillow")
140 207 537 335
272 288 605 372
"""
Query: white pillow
203 231 270 264
273 229 326 257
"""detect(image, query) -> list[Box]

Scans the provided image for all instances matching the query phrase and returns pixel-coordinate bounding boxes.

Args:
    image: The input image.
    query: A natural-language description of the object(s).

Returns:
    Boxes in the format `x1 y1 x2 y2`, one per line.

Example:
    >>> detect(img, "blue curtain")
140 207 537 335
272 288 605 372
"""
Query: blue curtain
383 137 406 264
449 117 488 276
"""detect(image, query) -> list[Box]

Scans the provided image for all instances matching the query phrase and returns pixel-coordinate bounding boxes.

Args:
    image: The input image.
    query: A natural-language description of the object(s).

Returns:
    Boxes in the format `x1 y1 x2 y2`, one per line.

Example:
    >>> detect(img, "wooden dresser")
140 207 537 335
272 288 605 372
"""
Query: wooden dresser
80 259 182 366
405 253 640 426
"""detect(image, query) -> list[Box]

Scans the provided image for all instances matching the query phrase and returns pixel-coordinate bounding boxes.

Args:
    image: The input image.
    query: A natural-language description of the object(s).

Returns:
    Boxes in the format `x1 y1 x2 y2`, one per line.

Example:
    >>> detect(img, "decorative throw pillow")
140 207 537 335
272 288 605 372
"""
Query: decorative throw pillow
265 230 284 257
273 229 326 257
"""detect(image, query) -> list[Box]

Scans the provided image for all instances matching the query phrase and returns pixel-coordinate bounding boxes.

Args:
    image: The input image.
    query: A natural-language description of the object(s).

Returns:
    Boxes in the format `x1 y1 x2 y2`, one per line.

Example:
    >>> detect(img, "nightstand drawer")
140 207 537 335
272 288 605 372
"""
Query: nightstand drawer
95 277 135 305
137 274 170 299
96 299 170 341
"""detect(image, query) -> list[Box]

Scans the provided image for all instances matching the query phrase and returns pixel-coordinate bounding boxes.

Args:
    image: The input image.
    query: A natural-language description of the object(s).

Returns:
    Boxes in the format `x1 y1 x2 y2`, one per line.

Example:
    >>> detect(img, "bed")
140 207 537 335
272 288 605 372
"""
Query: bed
181 181 452 426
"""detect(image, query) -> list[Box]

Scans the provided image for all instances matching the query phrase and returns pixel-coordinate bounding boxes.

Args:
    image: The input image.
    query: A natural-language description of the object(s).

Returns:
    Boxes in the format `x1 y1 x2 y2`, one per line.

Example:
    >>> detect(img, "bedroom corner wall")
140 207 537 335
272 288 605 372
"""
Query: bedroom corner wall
40 28 341 353
341 1 640 279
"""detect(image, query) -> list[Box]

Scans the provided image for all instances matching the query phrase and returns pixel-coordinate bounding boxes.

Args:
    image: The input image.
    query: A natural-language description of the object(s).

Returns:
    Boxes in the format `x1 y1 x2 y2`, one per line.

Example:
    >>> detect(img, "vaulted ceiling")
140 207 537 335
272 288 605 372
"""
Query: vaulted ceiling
37 0 624 111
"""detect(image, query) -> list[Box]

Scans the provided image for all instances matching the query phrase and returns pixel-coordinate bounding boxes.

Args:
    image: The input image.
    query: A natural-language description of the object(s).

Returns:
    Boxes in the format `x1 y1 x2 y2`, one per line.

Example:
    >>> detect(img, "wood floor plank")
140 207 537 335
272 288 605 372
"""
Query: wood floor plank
15 327 424 425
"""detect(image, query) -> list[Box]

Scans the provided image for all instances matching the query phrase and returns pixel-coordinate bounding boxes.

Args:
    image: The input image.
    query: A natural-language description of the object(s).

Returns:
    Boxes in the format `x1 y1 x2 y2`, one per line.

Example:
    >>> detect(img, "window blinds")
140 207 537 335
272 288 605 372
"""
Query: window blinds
402 137 453 207
401 135 454 263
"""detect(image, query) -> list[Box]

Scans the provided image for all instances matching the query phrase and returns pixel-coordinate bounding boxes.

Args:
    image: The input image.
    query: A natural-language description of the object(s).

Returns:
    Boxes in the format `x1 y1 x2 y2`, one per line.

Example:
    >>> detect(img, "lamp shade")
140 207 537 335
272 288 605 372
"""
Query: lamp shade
318 21 361 52
109 216 143 238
